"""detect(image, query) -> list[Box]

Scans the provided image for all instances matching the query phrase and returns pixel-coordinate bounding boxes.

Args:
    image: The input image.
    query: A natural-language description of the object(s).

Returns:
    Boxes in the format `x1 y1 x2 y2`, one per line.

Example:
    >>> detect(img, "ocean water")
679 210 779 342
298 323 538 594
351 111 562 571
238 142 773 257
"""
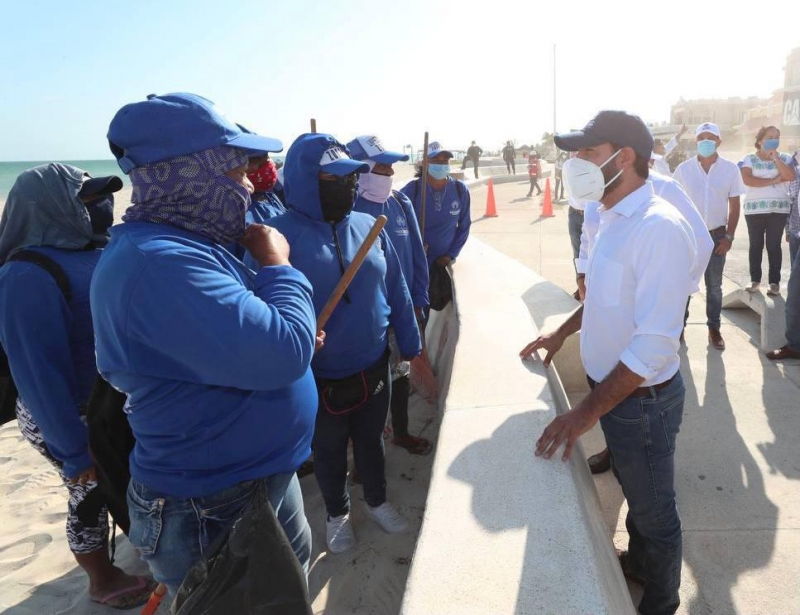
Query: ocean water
0 160 128 202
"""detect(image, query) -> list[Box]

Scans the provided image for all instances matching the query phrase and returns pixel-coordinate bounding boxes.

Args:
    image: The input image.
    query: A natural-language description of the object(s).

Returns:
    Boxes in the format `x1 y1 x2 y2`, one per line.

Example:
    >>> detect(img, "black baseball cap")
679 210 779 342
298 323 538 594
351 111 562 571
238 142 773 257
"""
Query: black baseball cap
554 110 654 160
78 175 124 199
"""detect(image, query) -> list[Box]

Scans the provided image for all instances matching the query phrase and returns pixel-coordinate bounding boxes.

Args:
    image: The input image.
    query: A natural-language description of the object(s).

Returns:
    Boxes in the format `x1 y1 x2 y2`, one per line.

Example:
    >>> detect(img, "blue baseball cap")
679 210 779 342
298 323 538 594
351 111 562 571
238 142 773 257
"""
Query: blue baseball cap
317 138 370 176
107 92 283 173
346 135 409 165
554 110 654 160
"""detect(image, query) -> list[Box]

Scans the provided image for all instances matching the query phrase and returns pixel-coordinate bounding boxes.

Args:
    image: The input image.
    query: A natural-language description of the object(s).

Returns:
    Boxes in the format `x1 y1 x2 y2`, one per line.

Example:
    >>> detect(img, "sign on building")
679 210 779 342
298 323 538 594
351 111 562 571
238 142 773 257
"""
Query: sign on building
783 90 800 136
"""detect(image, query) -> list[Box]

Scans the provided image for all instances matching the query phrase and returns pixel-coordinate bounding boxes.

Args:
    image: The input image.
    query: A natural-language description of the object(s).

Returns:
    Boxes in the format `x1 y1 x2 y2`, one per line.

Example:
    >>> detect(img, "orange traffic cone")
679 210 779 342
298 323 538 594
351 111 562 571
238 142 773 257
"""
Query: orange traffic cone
484 177 498 217
541 178 554 217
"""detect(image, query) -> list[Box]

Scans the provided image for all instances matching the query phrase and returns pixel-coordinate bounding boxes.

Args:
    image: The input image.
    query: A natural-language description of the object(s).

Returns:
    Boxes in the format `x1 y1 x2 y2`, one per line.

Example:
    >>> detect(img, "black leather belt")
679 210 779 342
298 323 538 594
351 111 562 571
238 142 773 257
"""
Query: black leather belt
587 372 677 399
569 206 585 216
709 226 726 238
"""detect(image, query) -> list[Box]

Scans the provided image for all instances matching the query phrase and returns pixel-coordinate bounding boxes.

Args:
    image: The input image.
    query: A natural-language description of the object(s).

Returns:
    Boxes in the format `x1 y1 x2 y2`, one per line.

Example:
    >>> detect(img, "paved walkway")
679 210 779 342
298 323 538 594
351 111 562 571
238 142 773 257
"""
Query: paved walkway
467 179 800 615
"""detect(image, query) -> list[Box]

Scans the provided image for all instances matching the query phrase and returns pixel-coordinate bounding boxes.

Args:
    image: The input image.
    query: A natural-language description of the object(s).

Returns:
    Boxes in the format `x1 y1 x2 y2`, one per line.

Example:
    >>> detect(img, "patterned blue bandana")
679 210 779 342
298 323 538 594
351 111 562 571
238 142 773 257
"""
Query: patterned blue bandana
123 146 251 244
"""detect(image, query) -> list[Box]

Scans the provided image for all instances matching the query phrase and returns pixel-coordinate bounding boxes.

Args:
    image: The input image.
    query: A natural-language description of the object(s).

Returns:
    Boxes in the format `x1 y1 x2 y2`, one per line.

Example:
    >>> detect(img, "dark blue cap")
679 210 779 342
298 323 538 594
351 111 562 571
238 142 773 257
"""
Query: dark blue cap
554 110 654 160
107 92 283 173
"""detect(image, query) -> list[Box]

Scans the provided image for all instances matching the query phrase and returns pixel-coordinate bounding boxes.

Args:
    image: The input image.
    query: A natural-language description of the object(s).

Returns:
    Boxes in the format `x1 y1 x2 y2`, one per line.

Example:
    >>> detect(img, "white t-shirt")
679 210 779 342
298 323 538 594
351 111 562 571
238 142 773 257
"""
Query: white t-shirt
740 153 792 215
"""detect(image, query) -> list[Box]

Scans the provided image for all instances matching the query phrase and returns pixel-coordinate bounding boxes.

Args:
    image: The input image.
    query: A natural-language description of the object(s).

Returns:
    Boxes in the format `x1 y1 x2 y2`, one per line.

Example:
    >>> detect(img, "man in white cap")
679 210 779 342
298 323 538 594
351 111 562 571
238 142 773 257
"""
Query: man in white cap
348 135 431 455
673 122 744 350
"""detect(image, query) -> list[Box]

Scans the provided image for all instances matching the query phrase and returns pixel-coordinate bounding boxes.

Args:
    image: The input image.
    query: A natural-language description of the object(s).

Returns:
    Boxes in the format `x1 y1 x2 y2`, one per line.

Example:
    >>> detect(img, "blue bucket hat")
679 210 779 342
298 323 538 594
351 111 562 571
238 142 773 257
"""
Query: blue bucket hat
107 92 283 173
346 135 409 164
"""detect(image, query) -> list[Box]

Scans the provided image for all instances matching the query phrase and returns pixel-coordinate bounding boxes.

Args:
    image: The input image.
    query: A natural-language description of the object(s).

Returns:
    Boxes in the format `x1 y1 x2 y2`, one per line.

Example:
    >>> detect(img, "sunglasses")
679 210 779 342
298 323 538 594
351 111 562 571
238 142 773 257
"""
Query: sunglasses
319 172 357 185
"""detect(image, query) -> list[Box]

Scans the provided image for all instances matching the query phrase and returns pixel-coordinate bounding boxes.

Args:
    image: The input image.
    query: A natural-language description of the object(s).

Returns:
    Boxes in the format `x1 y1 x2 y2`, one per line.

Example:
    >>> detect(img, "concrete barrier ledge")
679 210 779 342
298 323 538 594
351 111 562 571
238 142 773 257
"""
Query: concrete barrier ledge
401 238 635 614
722 286 787 351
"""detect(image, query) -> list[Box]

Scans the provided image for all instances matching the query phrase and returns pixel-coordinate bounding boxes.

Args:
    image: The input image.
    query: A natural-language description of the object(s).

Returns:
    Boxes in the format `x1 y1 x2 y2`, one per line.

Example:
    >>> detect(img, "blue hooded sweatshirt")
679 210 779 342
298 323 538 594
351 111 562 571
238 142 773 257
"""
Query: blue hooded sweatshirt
266 134 421 379
231 192 287 265
0 163 109 479
353 190 429 309
400 176 472 265
91 222 318 498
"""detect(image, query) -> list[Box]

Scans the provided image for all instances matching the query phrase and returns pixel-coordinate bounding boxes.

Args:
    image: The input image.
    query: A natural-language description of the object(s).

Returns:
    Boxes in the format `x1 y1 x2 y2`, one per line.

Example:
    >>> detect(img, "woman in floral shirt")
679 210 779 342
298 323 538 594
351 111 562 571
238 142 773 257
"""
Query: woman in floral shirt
740 125 796 295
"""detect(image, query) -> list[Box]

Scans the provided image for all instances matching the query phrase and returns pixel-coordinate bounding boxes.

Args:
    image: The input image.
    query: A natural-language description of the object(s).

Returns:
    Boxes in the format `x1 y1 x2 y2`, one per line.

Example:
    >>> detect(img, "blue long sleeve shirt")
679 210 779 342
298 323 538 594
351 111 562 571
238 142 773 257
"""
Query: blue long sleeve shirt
91 222 318 498
400 177 471 265
353 191 429 308
0 248 100 479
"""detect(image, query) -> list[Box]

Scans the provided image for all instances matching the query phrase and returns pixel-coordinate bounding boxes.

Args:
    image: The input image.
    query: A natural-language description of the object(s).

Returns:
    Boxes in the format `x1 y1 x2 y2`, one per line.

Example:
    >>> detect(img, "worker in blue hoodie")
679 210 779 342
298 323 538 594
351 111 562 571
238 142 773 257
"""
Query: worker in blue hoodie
266 133 422 554
0 164 157 609
400 141 471 318
92 93 319 596
347 134 431 456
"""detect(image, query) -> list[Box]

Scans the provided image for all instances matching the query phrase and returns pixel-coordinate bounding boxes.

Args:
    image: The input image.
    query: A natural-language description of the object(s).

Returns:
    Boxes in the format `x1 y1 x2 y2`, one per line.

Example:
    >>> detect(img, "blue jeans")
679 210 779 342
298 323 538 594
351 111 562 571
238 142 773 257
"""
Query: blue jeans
313 361 391 517
789 234 800 271
600 372 685 615
127 472 311 596
786 236 800 351
568 206 584 266
704 238 726 330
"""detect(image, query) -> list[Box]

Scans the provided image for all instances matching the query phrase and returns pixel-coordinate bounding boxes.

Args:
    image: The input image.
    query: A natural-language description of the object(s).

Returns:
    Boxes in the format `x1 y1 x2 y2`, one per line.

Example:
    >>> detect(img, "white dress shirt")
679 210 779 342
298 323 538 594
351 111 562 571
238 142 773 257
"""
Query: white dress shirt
581 183 697 385
577 172 713 294
672 155 744 229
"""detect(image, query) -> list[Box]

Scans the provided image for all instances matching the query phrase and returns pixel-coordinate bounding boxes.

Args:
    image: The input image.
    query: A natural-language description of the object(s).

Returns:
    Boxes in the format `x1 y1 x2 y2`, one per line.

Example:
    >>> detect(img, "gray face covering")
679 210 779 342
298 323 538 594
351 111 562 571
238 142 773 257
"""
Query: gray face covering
0 163 107 263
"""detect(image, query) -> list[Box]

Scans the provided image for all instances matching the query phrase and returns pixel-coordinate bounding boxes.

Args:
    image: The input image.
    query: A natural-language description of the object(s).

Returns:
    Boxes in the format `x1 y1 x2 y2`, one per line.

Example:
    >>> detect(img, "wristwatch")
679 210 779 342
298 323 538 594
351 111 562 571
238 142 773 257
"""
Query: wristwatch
724 233 734 242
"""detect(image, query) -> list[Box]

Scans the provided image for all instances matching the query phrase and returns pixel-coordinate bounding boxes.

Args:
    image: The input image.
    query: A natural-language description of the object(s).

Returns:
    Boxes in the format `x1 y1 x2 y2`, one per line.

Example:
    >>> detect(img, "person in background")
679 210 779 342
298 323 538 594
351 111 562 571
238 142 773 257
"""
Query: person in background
521 110 696 615
526 152 543 197
673 122 744 350
767 151 800 361
400 141 472 322
0 164 156 609
94 93 318 595
267 133 422 554
651 124 689 176
347 134 431 456
247 154 286 220
502 140 516 174
739 125 796 296
554 151 567 201
462 140 483 179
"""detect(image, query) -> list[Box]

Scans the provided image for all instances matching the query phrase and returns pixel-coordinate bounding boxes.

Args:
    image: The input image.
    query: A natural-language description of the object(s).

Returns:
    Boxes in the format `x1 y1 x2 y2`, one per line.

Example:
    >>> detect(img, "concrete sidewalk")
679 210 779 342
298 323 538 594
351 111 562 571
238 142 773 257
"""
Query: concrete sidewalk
467 179 800 615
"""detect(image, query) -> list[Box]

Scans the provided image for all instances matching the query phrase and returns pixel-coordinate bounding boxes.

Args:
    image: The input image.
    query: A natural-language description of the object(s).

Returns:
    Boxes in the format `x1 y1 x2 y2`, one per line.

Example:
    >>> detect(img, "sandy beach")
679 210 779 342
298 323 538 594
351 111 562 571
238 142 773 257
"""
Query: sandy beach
0 387 439 614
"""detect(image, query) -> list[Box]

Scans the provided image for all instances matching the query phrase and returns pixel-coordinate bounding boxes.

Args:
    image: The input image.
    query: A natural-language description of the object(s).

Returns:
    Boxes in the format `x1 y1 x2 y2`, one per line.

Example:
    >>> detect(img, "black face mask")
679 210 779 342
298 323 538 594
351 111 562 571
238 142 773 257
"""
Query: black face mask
84 194 115 235
319 174 357 223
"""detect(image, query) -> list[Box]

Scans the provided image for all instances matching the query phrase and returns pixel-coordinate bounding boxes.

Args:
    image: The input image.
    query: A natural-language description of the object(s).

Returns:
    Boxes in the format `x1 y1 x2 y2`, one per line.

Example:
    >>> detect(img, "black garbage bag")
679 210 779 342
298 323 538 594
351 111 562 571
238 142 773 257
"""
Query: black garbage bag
171 482 313 615
428 262 453 311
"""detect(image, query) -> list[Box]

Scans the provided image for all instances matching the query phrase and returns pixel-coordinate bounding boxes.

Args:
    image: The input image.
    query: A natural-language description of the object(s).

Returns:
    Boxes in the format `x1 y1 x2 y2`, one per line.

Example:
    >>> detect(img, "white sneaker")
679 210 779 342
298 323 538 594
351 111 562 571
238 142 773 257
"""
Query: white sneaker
365 502 408 534
326 513 356 554
767 283 780 296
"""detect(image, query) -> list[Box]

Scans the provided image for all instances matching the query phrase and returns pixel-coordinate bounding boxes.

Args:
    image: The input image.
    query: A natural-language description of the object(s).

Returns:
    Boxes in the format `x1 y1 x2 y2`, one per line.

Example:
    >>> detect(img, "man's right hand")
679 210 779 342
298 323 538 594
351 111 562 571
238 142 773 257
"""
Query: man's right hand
240 224 291 268
577 276 586 302
519 330 565 367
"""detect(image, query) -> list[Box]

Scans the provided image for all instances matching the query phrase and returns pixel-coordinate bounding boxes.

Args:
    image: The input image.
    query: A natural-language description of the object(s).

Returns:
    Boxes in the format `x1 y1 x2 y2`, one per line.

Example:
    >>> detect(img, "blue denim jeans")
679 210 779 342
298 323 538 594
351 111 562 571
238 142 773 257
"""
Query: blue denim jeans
786 236 800 351
313 361 391 517
127 472 311 596
568 206 584 266
704 239 726 330
600 371 685 615
789 234 800 271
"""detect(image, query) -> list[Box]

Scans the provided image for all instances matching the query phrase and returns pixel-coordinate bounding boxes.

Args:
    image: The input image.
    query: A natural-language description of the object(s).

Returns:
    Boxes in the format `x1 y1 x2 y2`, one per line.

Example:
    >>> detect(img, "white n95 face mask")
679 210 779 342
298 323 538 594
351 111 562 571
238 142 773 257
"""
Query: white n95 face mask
562 150 622 201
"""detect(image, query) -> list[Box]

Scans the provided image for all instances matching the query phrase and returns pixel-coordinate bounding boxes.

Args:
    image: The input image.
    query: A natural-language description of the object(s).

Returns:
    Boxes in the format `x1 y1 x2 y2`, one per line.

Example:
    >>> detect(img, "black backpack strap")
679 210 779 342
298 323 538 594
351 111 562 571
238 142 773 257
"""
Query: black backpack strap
7 250 71 303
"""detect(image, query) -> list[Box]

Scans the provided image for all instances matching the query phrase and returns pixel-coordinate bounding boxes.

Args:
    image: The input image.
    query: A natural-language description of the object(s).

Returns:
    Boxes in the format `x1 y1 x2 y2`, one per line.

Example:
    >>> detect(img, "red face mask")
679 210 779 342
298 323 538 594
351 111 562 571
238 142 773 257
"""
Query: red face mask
247 159 278 193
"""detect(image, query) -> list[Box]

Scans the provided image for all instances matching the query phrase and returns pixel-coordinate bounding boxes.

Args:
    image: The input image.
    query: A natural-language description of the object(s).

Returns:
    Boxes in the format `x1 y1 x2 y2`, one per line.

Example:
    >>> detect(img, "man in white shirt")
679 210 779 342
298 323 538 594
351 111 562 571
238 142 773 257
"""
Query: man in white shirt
520 110 696 615
576 171 713 474
672 122 744 350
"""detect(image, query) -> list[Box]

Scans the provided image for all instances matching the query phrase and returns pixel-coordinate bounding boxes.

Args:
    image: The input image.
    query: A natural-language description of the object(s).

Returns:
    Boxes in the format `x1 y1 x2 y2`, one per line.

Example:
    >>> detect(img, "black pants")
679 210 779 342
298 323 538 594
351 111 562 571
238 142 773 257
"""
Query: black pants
390 374 411 437
461 157 479 178
745 213 788 284
527 176 542 196
505 160 515 174
555 177 564 200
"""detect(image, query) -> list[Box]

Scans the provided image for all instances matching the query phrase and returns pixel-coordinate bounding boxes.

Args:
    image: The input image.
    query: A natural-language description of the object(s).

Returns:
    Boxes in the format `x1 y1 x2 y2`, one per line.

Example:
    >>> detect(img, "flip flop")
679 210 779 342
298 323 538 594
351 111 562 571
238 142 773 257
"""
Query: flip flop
393 435 432 456
92 575 157 610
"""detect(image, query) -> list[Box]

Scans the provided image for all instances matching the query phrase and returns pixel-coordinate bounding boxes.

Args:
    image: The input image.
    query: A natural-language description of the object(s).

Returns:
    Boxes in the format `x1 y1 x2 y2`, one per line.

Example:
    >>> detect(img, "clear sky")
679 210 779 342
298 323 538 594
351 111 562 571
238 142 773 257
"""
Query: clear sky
1 0 798 161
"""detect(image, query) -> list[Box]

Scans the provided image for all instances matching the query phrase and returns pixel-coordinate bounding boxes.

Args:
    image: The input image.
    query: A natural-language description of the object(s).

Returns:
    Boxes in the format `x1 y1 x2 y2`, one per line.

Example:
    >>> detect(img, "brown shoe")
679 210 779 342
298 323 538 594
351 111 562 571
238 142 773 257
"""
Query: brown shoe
616 549 646 586
766 345 800 361
708 328 725 350
587 448 611 474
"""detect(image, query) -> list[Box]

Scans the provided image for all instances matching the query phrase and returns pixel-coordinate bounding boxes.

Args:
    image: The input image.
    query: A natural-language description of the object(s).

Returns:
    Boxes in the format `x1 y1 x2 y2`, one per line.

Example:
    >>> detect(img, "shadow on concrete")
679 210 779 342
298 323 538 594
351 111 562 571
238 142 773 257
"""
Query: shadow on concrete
680 348 777 614
756 353 800 481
